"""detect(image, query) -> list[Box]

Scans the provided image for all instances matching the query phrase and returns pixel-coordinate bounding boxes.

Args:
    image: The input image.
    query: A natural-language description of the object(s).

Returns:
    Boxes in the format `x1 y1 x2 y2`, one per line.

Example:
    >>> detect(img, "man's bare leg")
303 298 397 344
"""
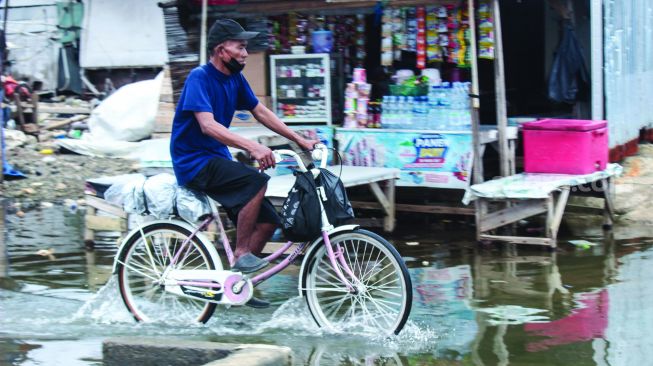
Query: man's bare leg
249 222 278 256
234 184 266 259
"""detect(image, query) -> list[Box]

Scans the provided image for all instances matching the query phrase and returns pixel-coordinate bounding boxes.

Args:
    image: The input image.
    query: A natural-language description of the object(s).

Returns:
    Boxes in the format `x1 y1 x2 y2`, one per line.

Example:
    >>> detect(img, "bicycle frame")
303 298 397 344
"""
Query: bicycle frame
158 144 359 294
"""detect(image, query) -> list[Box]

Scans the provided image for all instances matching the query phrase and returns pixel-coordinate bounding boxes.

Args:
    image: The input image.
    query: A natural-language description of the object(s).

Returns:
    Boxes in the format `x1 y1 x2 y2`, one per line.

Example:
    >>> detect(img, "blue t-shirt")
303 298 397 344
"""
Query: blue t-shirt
170 63 259 186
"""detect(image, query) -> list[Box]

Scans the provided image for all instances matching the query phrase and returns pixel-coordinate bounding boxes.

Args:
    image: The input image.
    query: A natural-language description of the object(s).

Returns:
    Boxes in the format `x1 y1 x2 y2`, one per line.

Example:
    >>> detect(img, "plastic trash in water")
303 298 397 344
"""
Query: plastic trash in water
569 240 597 249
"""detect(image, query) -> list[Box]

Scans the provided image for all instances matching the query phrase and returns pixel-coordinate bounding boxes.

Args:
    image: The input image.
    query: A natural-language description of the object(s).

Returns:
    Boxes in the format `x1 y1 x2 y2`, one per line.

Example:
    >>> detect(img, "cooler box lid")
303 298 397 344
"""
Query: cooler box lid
523 119 607 132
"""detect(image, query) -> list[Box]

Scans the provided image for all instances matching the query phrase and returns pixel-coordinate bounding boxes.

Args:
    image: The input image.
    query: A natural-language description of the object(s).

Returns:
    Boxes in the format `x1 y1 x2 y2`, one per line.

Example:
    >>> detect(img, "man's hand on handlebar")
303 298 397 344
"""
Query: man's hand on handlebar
297 138 321 153
249 143 276 170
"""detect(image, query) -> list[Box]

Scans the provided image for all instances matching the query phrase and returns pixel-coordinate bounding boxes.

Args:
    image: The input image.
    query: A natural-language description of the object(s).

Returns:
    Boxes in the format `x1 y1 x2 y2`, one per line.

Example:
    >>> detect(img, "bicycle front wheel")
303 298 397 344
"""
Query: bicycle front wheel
116 222 218 323
301 229 412 335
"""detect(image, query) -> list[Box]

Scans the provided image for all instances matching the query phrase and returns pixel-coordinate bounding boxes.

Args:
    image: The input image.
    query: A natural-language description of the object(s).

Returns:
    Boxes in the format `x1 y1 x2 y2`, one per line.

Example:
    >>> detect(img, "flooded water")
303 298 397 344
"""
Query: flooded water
2 205 653 365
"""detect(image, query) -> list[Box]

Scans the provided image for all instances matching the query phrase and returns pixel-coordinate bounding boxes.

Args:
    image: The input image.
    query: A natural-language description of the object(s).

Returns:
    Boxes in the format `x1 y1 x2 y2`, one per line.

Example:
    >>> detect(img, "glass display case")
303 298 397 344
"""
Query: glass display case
270 53 332 124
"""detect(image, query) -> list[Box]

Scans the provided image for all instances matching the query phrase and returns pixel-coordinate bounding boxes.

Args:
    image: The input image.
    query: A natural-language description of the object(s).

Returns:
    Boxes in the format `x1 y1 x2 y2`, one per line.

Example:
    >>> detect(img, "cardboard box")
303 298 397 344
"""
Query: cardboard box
242 52 268 96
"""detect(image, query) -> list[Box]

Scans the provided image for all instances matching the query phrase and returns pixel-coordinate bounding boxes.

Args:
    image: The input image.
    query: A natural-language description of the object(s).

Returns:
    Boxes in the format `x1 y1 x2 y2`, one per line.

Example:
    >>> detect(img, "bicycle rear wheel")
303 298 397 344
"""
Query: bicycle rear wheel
116 222 218 323
301 229 412 335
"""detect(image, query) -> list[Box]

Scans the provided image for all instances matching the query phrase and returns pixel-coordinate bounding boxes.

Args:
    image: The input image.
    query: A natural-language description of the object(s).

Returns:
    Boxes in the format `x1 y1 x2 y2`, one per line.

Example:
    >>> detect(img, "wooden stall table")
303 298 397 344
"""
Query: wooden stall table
464 164 622 248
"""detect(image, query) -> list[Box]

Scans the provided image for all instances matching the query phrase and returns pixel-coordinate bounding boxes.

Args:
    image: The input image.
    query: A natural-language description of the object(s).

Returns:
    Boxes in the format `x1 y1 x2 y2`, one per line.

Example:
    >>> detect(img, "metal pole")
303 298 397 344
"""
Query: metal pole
493 0 509 177
590 0 603 121
468 0 482 184
199 0 208 65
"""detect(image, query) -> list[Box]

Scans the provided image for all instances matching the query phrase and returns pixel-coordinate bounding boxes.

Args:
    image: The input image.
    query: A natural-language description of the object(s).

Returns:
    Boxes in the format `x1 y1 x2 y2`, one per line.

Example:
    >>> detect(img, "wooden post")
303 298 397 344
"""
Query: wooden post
83 203 97 247
468 0 483 185
382 178 396 232
492 0 510 177
603 177 615 228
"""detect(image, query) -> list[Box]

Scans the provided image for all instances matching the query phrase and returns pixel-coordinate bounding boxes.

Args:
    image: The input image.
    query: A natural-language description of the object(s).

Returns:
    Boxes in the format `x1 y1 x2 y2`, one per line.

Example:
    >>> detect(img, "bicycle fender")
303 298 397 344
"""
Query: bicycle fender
112 218 222 274
297 224 359 293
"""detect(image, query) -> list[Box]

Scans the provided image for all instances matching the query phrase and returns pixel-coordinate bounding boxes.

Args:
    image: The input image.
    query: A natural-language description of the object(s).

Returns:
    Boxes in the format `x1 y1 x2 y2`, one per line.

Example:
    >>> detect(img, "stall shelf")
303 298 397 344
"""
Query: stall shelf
270 53 332 125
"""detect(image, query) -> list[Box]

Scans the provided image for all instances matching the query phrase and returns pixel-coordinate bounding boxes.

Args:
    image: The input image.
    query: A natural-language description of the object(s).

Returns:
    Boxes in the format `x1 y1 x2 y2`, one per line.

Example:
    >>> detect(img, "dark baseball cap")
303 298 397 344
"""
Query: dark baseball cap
207 19 259 51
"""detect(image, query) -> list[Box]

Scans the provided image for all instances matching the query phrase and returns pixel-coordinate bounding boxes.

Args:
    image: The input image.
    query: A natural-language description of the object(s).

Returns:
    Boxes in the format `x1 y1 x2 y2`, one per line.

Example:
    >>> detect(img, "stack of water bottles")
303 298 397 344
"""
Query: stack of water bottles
381 82 472 130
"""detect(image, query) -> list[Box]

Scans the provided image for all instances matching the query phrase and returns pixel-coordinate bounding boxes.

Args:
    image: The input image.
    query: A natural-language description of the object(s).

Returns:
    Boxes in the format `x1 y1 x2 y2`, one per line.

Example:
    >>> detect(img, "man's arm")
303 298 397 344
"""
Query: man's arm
250 102 319 152
195 111 276 169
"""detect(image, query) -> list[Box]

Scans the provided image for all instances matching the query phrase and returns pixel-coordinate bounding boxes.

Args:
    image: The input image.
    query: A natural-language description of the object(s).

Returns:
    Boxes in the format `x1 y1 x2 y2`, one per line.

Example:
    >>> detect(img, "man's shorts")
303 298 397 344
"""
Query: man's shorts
186 157 280 226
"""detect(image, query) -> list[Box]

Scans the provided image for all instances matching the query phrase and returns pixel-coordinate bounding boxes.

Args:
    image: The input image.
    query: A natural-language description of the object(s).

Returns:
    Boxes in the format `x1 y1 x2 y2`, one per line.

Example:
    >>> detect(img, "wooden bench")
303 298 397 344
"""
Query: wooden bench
466 164 621 248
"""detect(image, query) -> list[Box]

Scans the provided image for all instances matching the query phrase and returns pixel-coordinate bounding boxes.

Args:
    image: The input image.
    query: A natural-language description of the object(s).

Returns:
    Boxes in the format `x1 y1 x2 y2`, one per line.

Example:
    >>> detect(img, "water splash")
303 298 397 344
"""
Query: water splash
71 276 134 324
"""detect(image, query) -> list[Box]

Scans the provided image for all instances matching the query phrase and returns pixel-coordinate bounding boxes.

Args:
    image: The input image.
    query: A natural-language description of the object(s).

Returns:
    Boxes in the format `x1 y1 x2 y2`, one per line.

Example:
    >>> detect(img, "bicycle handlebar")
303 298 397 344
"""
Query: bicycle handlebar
272 143 328 173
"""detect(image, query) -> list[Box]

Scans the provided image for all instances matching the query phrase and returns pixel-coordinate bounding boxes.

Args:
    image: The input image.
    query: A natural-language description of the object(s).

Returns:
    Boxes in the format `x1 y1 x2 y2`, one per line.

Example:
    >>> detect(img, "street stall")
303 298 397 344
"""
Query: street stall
156 0 515 226
155 0 628 246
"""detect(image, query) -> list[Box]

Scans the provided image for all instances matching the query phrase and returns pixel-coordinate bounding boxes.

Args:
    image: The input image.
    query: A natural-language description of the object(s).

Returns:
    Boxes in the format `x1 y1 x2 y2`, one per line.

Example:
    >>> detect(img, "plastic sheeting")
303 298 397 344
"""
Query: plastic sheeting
3 2 60 90
462 164 622 204
80 0 168 68
104 173 213 222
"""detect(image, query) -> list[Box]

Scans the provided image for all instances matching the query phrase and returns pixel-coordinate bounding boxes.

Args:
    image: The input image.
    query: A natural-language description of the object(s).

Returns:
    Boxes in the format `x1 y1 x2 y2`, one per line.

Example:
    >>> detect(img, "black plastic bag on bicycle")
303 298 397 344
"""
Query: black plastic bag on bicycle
280 170 322 242
316 168 354 226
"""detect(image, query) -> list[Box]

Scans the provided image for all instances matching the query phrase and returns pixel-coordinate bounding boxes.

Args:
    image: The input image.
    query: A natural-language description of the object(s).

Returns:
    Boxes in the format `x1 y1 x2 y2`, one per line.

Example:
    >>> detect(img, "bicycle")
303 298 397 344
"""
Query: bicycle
112 144 413 335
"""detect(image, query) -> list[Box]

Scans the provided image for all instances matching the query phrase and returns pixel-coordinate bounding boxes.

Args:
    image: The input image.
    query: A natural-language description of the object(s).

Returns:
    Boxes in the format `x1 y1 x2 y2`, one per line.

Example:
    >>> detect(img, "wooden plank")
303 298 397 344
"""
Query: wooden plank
85 215 126 232
351 201 475 215
396 203 475 215
479 234 553 246
85 195 128 218
479 199 548 232
44 115 88 130
486 256 553 264
17 104 91 114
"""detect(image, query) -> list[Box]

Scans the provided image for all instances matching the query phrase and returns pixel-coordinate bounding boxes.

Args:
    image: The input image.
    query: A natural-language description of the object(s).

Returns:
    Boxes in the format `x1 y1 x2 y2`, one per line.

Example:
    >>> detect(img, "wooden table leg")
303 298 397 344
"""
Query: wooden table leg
603 177 616 229
475 198 488 242
84 205 97 248
369 180 395 232
383 178 396 232
546 186 571 249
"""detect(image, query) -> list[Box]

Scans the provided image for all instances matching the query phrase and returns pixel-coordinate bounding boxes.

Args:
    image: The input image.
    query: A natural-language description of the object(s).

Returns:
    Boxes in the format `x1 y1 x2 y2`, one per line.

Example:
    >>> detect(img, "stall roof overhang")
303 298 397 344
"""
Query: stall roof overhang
160 0 459 17
80 0 168 69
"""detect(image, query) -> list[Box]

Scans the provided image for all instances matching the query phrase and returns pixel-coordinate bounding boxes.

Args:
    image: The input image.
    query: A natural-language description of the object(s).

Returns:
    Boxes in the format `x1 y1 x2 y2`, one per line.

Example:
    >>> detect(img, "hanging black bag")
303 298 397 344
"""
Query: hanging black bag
317 168 355 226
280 170 322 242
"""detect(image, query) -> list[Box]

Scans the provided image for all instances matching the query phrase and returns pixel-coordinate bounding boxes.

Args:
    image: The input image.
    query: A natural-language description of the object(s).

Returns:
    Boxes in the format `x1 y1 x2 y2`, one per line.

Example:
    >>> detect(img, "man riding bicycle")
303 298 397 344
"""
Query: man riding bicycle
170 19 318 308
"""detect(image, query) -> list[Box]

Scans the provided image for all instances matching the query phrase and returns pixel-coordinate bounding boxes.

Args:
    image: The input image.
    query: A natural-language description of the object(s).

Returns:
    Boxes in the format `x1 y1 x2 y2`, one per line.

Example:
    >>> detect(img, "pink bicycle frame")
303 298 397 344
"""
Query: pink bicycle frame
165 211 357 292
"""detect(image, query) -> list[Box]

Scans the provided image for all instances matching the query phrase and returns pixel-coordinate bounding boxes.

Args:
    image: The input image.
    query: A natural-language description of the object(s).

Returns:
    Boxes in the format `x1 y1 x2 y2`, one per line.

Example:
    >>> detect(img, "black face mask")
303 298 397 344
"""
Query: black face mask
225 57 245 74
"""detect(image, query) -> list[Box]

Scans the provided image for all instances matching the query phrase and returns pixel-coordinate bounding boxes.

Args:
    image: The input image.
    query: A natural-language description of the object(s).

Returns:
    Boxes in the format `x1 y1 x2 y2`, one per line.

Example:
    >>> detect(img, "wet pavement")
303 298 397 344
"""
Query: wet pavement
2 205 653 365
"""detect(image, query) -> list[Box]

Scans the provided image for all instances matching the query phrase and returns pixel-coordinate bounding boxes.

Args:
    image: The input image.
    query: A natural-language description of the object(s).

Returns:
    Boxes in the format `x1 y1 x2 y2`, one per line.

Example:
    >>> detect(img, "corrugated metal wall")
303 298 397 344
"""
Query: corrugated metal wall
604 0 653 147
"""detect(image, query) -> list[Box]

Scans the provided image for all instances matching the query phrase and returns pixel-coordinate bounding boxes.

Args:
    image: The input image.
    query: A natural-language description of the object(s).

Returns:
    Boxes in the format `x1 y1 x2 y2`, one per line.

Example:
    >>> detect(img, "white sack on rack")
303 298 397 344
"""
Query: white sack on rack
103 174 147 214
176 186 213 223
142 173 177 219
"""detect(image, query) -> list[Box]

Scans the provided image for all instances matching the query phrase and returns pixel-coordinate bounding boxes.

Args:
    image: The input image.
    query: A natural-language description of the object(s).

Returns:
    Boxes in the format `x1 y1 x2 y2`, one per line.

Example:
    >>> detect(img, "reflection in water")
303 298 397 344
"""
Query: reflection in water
1 200 7 279
525 290 608 352
3 206 653 365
